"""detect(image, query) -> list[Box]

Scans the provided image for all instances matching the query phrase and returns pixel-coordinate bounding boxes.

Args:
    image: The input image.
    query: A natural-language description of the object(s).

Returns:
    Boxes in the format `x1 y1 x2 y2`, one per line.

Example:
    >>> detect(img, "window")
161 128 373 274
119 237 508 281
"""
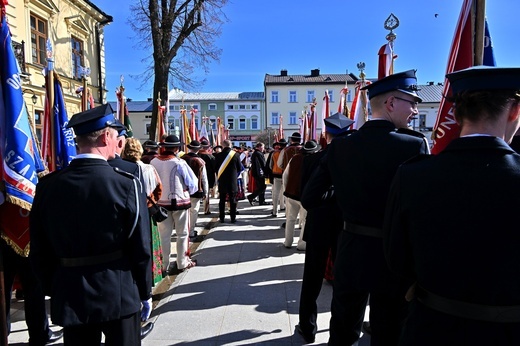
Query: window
347 91 352 102
71 36 84 80
239 105 246 110
251 104 258 110
307 90 315 103
239 118 246 130
227 118 234 130
328 90 334 103
251 117 258 130
170 105 181 112
271 112 279 125
34 110 43 144
30 14 47 65
271 91 279 103
210 117 217 130
208 103 217 110
419 114 427 130
289 112 297 125
227 105 234 110
289 91 297 103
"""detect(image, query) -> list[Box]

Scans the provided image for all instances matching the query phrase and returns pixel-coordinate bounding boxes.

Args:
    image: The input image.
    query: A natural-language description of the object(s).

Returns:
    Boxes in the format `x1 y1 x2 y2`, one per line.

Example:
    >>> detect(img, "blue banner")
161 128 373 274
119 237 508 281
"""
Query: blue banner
0 15 44 208
483 19 496 67
53 80 76 169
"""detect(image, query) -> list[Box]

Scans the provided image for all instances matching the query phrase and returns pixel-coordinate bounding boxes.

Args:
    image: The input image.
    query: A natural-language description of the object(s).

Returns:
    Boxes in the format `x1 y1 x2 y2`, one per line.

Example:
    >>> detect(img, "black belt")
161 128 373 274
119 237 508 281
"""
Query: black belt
60 250 124 267
343 221 383 238
416 285 520 323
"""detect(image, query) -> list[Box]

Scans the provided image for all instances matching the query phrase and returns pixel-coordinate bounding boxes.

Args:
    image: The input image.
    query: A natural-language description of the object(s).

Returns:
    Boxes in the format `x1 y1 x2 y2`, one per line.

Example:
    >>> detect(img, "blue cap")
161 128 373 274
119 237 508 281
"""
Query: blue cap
362 70 422 102
447 66 520 94
324 112 355 135
66 104 123 135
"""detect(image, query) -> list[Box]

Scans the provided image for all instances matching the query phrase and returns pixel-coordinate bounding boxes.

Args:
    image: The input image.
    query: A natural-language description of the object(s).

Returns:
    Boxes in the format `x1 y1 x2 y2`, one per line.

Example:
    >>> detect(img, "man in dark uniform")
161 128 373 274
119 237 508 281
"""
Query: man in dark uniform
384 66 520 346
247 142 268 206
214 139 243 223
29 104 152 346
311 70 430 345
297 112 354 343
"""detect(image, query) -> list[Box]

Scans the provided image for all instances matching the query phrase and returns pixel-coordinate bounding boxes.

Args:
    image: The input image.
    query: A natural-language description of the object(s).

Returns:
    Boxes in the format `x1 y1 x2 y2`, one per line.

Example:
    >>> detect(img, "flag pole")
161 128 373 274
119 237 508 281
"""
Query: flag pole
46 39 56 171
474 0 486 66
119 75 125 124
384 13 399 76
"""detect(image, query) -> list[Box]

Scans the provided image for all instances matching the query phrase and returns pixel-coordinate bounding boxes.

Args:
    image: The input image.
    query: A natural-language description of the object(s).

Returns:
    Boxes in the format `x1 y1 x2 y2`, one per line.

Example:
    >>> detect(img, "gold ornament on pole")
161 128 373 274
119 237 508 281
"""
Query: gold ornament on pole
384 13 399 76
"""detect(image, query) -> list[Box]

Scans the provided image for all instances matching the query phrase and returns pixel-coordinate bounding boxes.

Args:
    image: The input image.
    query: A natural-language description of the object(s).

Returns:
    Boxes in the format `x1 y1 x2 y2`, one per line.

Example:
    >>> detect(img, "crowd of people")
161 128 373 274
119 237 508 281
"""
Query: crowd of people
4 65 520 345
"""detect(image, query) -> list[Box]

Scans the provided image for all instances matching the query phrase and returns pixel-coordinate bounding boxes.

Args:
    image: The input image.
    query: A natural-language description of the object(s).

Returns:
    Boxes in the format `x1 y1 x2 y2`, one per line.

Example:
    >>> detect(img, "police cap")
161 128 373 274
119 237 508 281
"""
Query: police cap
66 103 123 136
362 69 422 102
447 66 520 95
324 112 355 135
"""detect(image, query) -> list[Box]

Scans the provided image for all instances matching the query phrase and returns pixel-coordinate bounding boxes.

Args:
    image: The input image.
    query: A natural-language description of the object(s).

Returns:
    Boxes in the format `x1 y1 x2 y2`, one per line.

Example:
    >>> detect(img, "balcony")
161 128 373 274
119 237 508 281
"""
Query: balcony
12 40 29 77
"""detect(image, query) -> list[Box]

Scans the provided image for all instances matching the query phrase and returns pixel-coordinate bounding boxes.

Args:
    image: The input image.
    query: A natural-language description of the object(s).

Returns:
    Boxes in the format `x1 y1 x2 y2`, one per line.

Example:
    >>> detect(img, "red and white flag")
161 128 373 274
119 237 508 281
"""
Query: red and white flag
350 80 371 130
378 42 397 80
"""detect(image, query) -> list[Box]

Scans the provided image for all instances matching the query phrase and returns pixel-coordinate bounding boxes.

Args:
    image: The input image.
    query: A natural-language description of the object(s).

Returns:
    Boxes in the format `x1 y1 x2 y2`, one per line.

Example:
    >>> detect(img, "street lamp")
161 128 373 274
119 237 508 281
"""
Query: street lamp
22 89 38 105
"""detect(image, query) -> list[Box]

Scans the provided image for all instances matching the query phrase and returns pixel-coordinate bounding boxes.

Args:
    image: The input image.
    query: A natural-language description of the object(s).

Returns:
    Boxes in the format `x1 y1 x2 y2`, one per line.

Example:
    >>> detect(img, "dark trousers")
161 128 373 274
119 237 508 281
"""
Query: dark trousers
63 312 140 346
298 212 340 338
219 192 237 222
1 240 52 346
249 177 266 203
328 234 408 346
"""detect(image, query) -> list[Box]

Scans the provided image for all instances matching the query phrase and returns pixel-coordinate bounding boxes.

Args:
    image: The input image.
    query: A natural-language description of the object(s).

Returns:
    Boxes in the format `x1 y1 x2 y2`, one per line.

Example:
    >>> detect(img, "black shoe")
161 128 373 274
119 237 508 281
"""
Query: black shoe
219 218 225 223
47 329 64 344
140 322 154 339
258 201 270 205
189 231 198 240
247 195 254 206
362 321 372 335
280 222 286 229
15 289 24 300
204 211 211 215
295 324 315 344
279 208 286 211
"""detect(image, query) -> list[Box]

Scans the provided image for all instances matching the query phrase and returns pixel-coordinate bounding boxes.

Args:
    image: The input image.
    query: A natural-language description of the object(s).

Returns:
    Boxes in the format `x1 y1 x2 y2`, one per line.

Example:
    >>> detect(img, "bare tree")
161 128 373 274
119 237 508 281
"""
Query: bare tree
130 0 228 140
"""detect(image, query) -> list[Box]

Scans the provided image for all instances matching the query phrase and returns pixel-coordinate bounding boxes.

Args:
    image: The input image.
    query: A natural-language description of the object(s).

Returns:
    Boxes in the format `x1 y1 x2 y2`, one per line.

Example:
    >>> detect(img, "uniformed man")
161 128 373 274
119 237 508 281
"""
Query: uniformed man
297 112 354 343
29 104 153 345
384 66 520 345
214 140 243 223
310 70 430 345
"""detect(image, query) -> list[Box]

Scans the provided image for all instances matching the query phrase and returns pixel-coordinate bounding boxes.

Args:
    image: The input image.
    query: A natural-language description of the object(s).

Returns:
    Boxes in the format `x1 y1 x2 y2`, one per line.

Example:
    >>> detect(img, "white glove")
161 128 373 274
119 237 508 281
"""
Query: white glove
140 298 152 321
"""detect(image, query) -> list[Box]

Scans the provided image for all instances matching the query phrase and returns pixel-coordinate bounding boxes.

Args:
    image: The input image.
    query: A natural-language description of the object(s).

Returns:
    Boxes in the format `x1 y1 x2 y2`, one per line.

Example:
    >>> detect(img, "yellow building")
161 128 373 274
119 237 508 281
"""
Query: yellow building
6 0 112 141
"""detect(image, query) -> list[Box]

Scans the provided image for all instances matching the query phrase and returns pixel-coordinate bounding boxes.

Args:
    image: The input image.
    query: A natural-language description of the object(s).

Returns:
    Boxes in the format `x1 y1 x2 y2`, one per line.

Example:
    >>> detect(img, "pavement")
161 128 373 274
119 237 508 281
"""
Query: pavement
7 185 370 345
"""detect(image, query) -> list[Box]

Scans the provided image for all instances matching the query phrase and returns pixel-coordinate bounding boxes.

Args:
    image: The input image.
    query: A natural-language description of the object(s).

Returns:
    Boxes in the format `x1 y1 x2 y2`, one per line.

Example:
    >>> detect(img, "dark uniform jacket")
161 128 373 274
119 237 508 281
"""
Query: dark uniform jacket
199 152 216 188
313 119 429 290
30 158 152 327
214 147 243 194
384 136 520 345
181 152 206 198
250 149 266 180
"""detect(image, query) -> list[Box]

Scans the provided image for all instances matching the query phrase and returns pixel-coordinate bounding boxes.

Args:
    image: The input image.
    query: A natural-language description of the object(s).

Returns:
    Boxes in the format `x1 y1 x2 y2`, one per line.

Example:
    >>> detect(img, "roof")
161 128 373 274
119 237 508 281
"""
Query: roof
264 71 358 85
168 91 264 101
108 101 153 112
84 0 113 23
417 84 444 103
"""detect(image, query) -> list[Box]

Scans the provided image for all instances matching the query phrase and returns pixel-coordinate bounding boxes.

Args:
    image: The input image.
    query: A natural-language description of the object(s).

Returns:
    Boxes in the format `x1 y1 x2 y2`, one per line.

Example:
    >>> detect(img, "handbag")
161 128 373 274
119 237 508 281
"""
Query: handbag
147 196 168 223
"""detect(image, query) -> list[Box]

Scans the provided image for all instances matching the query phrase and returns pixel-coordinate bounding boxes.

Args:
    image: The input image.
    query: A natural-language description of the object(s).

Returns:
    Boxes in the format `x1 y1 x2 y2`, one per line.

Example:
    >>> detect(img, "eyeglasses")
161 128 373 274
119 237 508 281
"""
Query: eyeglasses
393 96 418 109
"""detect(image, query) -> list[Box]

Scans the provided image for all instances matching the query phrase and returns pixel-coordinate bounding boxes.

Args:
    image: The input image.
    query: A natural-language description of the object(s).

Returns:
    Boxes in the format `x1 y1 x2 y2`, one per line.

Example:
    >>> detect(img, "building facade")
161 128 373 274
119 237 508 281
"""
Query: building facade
8 0 112 141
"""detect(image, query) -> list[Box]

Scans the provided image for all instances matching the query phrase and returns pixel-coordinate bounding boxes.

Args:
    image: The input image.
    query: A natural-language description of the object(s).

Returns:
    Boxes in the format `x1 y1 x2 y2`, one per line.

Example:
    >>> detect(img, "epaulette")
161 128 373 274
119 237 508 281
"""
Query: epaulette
113 166 136 179
402 153 432 165
396 128 426 138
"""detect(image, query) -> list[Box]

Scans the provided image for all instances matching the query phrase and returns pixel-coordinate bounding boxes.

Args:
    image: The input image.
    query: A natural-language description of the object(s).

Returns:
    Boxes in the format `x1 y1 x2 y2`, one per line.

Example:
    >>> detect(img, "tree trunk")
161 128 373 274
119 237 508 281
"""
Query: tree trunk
150 63 169 141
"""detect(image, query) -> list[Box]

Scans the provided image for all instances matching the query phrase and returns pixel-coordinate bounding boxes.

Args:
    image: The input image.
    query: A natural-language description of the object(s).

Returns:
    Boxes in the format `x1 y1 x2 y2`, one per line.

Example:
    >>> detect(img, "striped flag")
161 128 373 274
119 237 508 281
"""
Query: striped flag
378 42 397 79
350 80 371 130
431 0 495 154
199 117 209 143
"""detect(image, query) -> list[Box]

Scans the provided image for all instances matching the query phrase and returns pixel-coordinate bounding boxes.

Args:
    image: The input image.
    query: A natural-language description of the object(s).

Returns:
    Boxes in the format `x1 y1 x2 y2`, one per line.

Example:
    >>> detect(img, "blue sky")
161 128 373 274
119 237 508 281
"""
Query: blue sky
94 0 520 102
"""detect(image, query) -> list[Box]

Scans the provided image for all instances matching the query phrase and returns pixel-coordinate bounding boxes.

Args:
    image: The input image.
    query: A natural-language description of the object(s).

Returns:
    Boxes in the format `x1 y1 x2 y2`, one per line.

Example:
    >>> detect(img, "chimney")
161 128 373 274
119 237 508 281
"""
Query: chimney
147 98 152 101
311 69 320 77
280 69 288 76
428 81 434 86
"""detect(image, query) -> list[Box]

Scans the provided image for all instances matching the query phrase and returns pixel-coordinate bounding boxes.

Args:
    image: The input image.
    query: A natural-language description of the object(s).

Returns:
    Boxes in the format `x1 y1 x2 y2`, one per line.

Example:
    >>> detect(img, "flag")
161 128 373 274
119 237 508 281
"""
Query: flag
209 122 216 146
116 87 133 137
378 42 397 79
199 117 209 143
338 84 349 116
431 0 495 154
0 14 45 210
216 117 222 145
52 78 76 170
350 80 371 130
278 114 284 140
309 99 318 141
189 107 199 141
157 105 166 142
319 90 330 147
181 107 191 150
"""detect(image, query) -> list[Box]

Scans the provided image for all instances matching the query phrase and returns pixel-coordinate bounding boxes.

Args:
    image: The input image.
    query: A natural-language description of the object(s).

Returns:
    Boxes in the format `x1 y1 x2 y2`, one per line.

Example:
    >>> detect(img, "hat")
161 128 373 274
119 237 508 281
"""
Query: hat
143 140 159 149
187 140 201 150
278 138 288 147
200 139 210 147
289 132 302 142
116 121 127 137
302 140 320 153
160 135 181 147
66 103 123 135
447 66 520 94
324 112 355 135
362 70 422 102
213 145 223 150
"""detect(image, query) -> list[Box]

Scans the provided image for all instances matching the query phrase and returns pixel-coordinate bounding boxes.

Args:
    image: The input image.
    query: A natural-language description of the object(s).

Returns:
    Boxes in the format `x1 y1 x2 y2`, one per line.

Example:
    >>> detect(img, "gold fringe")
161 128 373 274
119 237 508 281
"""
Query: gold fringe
6 195 32 211
1 233 30 257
